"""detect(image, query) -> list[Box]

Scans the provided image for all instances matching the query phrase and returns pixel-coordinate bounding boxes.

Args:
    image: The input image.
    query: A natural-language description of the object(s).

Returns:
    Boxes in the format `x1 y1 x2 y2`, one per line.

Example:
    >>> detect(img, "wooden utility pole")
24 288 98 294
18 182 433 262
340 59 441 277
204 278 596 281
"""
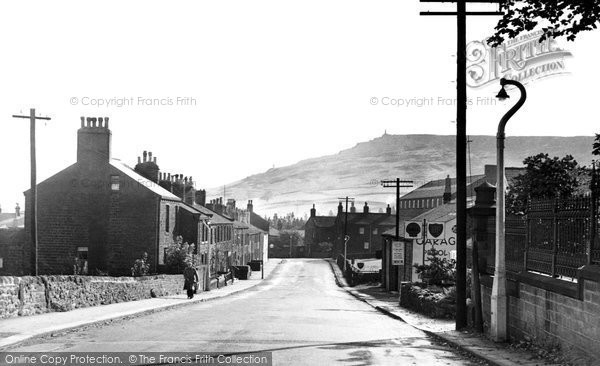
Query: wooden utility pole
337 196 355 256
381 179 414 239
381 179 413 289
420 0 501 330
12 108 51 276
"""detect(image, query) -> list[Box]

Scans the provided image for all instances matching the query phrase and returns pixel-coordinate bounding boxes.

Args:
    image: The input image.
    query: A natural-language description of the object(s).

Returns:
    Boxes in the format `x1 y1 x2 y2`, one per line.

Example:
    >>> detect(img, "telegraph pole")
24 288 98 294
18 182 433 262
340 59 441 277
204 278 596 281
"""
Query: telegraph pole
381 179 414 239
381 179 413 289
420 0 501 330
12 108 51 276
338 196 355 261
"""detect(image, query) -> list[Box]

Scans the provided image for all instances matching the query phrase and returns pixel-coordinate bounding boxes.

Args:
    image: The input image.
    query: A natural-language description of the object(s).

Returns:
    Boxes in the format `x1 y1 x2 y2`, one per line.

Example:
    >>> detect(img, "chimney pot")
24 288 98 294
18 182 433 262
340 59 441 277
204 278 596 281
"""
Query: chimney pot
80 117 85 128
137 156 141 164
98 117 103 127
148 151 153 162
153 157 157 164
104 117 109 128
143 151 147 162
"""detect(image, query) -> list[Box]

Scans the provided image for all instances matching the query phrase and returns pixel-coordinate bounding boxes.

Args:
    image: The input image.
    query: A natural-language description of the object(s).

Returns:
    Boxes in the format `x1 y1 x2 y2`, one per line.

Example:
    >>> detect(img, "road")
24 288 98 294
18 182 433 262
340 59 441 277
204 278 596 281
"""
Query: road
9 259 483 365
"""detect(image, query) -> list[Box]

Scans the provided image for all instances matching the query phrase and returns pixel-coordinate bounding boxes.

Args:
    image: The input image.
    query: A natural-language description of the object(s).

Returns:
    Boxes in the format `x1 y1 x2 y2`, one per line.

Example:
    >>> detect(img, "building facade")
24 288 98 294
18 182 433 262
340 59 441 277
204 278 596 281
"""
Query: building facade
25 117 209 275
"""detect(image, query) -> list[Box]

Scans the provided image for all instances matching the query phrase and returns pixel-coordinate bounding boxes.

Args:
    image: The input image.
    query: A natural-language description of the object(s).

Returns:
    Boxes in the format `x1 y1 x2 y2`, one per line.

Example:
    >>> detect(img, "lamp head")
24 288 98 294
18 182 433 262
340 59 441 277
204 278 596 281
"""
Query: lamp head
496 86 510 100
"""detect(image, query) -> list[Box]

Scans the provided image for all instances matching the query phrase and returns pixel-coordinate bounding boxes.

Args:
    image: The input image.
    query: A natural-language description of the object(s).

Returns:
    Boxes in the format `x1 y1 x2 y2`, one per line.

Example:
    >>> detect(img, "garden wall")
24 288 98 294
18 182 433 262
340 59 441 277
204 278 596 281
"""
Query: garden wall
0 274 185 319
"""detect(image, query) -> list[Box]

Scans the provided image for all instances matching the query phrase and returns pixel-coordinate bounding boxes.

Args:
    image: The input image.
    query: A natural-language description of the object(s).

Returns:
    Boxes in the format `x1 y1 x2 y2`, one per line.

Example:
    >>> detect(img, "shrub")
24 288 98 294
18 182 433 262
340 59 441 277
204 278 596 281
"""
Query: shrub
413 249 456 286
164 236 198 273
131 252 150 277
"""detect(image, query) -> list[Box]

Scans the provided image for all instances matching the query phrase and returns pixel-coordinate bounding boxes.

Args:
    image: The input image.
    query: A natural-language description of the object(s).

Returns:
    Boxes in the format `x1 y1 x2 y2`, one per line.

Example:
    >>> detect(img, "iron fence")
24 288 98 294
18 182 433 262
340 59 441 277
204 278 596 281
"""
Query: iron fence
503 193 600 279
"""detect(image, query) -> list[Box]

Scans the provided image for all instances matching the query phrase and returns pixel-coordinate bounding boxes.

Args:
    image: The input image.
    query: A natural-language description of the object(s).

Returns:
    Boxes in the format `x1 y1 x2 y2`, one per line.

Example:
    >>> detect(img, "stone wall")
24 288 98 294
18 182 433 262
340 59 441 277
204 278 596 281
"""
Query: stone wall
0 274 184 319
480 270 600 365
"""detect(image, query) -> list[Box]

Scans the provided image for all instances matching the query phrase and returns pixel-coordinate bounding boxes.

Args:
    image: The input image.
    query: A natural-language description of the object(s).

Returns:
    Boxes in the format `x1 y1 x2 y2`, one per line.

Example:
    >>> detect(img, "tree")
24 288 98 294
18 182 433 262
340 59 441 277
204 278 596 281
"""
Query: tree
489 1 600 46
593 134 600 158
506 153 583 214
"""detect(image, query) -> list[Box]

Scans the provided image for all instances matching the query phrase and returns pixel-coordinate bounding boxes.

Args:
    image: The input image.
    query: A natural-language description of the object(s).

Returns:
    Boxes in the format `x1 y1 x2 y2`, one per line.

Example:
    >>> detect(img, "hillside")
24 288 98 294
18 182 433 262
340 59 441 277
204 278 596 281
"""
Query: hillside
208 134 595 217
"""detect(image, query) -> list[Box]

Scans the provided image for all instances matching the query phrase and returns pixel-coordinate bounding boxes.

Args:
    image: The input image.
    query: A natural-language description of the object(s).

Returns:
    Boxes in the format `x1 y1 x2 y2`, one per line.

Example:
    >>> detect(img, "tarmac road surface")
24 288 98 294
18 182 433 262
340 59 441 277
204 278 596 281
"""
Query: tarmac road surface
8 259 484 365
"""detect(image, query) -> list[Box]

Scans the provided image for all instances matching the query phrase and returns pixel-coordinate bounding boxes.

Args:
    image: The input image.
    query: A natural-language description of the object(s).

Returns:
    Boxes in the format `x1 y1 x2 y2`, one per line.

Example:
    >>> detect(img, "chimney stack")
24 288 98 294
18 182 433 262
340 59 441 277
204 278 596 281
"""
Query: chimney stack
15 203 20 217
338 201 343 215
247 200 254 213
443 175 452 204
134 150 160 183
310 204 316 217
363 202 369 213
195 190 206 206
386 204 392 215
350 202 356 213
77 116 112 163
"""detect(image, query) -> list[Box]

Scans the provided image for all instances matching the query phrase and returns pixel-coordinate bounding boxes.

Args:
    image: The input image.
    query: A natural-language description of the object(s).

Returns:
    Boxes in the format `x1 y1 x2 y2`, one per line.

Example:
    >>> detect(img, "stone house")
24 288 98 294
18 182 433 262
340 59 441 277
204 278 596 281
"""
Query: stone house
24 117 209 276
304 204 336 258
334 201 396 260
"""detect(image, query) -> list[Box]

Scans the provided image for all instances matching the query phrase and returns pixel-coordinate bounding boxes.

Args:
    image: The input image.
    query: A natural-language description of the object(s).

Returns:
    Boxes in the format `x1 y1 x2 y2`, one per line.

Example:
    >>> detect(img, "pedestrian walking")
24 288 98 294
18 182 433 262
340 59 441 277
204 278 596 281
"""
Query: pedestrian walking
183 261 199 299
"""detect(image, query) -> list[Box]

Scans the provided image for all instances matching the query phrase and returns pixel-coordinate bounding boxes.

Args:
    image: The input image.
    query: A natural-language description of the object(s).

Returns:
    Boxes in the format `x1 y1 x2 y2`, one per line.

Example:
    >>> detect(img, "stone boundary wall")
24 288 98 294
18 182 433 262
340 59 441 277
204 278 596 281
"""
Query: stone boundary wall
480 270 600 365
0 274 184 319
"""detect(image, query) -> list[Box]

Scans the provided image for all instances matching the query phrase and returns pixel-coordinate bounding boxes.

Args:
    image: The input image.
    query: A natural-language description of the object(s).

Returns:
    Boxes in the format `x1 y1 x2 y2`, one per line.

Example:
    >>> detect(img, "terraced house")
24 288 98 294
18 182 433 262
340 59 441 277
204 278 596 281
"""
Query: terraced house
24 117 210 275
22 117 267 277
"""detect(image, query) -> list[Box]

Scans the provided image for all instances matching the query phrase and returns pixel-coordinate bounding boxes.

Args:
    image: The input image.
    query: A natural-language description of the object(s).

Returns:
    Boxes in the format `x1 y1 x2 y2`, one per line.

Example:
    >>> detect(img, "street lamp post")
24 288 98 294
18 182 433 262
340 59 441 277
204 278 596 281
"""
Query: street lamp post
344 235 350 271
491 78 527 342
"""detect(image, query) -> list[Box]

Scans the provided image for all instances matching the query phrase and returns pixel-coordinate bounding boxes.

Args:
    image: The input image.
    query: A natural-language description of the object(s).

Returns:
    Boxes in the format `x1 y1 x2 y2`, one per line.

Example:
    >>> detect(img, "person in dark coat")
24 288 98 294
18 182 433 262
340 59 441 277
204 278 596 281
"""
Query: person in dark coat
183 261 199 299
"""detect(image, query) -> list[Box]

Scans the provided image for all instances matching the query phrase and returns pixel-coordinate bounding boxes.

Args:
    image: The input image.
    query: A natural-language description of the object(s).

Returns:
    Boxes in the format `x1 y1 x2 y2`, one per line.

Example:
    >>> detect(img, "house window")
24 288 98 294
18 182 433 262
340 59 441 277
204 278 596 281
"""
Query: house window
373 228 378 235
359 227 365 235
110 175 120 191
364 242 370 249
76 247 88 275
165 205 170 232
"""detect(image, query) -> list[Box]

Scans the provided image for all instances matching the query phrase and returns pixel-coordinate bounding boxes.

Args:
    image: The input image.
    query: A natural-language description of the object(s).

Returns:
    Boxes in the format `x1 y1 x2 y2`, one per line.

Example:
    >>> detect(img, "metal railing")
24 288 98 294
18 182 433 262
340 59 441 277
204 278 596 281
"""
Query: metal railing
502 194 600 279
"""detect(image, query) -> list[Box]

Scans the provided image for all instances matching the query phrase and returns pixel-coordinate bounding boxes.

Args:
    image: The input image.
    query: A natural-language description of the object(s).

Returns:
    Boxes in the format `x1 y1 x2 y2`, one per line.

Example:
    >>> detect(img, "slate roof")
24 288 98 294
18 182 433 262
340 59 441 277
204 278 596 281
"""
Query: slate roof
410 203 458 223
190 204 233 225
311 216 337 228
400 174 486 200
0 215 24 229
233 220 249 229
382 226 405 238
110 159 180 200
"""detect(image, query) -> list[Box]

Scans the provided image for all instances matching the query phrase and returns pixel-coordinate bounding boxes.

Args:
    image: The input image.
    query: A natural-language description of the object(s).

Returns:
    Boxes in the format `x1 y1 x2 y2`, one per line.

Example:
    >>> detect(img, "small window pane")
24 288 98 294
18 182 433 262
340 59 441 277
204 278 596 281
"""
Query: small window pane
111 175 120 191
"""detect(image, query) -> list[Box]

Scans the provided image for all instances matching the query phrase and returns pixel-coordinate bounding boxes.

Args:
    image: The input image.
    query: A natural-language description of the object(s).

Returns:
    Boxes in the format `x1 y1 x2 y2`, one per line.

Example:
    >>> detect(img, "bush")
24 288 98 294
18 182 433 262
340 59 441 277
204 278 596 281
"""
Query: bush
131 252 150 277
164 236 198 273
413 249 456 286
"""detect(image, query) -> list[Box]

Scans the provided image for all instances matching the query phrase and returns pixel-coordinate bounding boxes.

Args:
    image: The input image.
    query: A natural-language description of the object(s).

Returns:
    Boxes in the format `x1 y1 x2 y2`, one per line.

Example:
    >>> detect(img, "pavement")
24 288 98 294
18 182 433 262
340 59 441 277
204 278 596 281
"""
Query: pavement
6 259 490 365
0 259 281 350
327 259 562 366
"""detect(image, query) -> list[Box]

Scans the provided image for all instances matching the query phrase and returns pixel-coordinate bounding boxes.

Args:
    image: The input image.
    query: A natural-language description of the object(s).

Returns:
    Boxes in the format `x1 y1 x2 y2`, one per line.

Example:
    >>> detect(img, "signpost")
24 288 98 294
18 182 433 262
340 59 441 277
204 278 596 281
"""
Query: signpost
391 241 404 266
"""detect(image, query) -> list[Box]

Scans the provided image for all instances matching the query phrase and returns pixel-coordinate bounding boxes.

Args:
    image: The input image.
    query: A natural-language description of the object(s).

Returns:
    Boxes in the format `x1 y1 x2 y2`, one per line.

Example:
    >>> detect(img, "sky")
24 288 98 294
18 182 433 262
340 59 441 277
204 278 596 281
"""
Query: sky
1 0 599 212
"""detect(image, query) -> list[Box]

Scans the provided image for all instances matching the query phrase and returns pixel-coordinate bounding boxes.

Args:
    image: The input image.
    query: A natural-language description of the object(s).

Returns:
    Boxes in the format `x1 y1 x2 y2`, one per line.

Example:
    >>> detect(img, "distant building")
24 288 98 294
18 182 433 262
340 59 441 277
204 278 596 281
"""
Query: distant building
0 204 24 229
304 204 336 258
398 164 526 218
334 201 398 260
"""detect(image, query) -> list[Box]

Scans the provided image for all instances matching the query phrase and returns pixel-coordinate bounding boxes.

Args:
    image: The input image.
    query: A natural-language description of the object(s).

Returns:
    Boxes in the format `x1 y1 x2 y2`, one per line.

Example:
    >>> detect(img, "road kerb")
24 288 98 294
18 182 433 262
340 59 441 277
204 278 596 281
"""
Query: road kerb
0 260 283 350
326 259 519 366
